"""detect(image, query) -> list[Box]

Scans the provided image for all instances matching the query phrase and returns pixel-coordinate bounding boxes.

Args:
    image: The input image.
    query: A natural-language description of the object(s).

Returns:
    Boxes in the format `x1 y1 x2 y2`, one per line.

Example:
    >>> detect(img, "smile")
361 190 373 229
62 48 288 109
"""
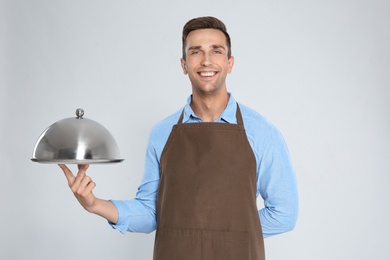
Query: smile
199 71 217 77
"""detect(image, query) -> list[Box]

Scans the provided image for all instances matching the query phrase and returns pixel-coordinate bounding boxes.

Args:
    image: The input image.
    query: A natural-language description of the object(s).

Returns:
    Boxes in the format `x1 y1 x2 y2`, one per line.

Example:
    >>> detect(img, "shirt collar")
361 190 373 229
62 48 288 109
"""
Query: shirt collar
182 93 238 124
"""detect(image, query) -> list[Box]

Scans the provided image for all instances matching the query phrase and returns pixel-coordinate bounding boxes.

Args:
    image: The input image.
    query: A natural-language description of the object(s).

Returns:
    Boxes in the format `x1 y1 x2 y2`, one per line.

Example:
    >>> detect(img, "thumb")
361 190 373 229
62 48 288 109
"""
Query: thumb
58 164 75 185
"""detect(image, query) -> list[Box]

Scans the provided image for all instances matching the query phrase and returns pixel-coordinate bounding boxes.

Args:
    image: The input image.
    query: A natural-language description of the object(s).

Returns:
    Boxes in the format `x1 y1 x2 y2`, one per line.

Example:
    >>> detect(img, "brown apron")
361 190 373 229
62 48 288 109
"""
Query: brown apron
154 104 265 260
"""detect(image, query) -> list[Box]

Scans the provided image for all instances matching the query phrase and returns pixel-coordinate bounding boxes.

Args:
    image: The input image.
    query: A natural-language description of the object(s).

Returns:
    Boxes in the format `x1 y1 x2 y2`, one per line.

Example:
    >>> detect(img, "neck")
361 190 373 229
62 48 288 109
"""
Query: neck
190 91 229 122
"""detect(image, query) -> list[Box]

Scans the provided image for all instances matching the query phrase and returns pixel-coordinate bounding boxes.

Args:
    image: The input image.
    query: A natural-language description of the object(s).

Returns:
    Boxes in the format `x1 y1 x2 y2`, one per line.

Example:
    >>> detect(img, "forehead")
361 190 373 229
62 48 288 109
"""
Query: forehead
185 29 227 49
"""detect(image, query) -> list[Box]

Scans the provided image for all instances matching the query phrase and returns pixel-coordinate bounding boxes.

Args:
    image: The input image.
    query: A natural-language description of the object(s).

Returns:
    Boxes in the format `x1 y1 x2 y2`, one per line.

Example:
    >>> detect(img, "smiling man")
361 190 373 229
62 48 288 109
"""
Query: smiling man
181 27 234 122
59 16 298 260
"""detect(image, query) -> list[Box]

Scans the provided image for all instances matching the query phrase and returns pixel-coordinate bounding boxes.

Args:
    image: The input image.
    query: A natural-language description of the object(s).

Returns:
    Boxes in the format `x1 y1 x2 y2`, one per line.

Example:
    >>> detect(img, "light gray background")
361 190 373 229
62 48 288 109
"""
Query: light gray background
1 0 389 259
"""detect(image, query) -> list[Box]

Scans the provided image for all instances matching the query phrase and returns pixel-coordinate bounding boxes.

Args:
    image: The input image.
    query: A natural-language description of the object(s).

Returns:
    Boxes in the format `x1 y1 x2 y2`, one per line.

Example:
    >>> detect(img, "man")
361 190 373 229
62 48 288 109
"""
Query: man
59 16 298 260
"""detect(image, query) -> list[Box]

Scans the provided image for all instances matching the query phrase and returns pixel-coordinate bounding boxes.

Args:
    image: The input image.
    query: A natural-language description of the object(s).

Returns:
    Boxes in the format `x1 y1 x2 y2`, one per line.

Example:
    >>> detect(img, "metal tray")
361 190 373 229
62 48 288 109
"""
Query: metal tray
31 158 124 164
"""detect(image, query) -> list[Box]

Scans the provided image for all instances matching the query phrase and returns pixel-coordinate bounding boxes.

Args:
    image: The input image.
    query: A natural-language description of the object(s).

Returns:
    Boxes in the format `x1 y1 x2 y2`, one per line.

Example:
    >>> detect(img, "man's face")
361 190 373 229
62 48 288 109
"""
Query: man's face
181 29 234 96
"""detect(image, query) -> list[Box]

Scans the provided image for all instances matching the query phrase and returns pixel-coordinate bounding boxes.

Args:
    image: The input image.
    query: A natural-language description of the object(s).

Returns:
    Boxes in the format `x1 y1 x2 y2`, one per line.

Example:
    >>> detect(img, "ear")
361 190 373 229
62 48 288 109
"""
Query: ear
227 56 234 74
180 58 188 75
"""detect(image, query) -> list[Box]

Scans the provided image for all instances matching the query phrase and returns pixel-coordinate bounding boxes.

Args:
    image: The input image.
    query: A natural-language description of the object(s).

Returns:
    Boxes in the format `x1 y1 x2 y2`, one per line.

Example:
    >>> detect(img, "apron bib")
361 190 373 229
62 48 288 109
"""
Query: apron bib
154 104 265 260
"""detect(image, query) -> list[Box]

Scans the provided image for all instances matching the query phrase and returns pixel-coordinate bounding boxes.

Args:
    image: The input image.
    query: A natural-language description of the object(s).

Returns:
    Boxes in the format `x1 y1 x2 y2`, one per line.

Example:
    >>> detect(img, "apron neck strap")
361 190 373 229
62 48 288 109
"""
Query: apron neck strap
177 109 185 124
235 103 244 125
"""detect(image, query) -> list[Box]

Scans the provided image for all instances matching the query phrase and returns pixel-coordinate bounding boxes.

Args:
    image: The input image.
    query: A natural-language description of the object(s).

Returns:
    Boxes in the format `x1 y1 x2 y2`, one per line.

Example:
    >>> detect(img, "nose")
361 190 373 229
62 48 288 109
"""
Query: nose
201 54 211 66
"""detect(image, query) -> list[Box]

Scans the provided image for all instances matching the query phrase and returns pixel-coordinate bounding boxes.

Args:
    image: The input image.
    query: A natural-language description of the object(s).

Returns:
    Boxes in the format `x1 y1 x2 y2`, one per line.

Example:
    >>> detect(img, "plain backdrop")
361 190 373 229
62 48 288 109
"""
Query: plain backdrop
1 0 389 259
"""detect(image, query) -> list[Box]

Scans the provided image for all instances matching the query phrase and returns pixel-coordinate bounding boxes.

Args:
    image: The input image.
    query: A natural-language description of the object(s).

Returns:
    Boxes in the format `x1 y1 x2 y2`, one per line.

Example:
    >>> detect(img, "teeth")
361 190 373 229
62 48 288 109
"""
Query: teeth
200 72 216 77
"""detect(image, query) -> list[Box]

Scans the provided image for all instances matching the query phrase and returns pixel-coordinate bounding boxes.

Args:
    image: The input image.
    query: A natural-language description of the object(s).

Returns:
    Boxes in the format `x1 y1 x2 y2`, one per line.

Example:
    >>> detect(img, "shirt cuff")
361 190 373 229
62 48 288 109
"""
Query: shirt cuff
108 200 129 234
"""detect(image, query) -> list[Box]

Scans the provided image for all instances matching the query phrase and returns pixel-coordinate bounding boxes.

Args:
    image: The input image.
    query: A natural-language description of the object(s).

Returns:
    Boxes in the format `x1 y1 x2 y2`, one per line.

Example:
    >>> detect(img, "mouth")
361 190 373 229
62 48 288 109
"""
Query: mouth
198 71 218 78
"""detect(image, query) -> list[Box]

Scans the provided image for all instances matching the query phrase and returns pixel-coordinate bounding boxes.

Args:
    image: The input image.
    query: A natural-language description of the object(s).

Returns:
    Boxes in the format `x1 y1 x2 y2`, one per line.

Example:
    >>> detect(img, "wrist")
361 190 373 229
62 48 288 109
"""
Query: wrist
88 199 119 224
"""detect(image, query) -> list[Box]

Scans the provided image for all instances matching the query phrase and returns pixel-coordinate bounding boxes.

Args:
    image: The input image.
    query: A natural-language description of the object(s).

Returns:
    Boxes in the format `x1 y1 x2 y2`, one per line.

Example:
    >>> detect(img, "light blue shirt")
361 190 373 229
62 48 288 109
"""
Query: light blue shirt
111 94 298 238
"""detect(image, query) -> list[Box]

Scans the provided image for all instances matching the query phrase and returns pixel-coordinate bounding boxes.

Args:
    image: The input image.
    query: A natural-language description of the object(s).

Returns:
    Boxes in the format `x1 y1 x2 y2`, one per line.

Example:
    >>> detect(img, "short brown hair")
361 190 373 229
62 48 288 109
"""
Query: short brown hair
182 16 232 60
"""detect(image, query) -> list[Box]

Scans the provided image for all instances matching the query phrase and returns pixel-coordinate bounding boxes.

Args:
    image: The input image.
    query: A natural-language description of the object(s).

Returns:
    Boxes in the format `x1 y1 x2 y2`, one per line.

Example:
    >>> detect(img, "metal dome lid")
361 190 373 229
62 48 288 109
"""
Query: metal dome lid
31 108 124 164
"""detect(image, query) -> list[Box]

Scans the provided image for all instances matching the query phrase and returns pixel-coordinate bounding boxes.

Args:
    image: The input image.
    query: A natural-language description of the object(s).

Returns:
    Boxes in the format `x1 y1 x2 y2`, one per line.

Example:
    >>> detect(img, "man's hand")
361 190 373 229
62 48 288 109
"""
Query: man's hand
59 164 97 212
58 164 119 224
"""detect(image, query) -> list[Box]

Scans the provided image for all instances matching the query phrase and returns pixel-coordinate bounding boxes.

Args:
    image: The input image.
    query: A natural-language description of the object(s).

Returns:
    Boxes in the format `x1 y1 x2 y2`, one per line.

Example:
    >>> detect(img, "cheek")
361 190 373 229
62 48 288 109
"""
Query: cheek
184 62 196 74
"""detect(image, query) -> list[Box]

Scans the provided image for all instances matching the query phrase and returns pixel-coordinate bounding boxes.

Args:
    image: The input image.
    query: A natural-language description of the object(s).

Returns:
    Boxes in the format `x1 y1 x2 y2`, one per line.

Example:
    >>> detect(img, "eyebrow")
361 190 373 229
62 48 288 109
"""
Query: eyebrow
211 45 226 50
187 45 226 51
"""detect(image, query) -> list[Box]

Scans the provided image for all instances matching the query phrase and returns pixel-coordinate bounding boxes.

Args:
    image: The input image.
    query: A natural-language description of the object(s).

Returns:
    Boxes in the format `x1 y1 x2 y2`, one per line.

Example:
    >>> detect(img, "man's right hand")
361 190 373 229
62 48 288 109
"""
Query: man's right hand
58 164 119 224
58 164 98 212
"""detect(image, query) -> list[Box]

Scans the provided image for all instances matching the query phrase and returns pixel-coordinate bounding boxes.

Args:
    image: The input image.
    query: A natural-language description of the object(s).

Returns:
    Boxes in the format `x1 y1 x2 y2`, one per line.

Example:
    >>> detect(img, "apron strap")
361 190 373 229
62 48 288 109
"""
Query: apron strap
235 103 244 126
177 109 185 124
177 103 243 125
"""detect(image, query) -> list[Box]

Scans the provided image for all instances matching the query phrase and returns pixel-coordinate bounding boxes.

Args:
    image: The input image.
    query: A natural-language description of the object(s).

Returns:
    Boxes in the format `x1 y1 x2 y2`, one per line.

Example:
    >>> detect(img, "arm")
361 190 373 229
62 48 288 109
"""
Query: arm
58 164 119 224
108 134 162 234
58 161 158 234
58 114 178 233
108 121 173 233
257 128 299 238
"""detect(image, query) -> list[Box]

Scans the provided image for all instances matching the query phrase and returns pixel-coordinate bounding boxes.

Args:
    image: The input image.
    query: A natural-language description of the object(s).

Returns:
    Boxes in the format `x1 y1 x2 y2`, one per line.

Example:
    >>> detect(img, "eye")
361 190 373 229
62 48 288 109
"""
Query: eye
213 50 222 54
191 51 200 55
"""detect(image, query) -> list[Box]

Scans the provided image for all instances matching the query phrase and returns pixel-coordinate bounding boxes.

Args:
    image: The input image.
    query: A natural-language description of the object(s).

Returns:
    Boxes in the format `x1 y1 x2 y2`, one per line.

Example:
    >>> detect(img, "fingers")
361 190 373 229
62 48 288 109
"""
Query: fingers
81 177 96 196
58 164 91 190
77 172 95 194
78 164 89 171
58 164 97 211
74 164 89 183
71 164 90 191
58 164 75 186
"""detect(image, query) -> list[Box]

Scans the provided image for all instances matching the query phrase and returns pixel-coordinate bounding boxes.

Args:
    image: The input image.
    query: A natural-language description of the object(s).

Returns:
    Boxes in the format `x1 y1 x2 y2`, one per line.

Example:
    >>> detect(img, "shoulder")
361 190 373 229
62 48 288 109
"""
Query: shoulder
150 108 182 135
238 103 287 150
238 103 277 133
146 108 183 153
